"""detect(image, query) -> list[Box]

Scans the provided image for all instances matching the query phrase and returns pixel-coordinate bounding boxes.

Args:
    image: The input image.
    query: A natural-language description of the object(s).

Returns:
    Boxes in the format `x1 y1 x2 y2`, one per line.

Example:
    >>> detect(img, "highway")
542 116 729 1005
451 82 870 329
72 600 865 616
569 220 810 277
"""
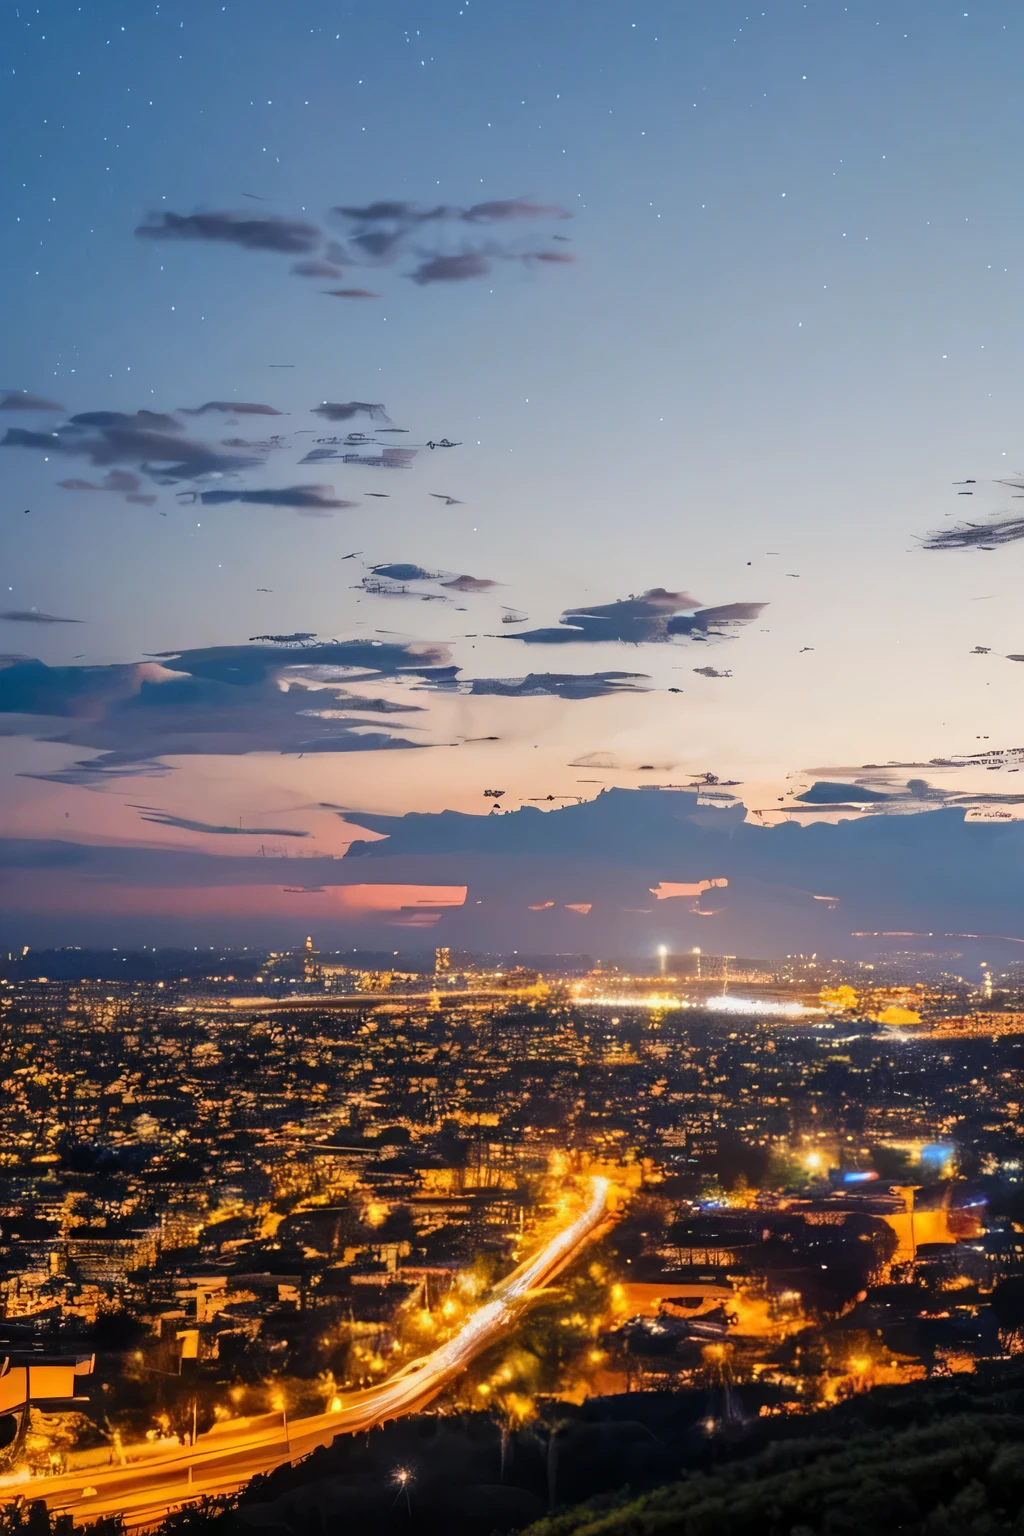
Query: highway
7 1178 610 1531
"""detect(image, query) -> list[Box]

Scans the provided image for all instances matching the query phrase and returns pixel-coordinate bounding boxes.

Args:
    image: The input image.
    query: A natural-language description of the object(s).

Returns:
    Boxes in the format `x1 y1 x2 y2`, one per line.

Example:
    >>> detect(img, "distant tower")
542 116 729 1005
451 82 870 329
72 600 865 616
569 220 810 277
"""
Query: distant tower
302 935 321 984
435 946 451 975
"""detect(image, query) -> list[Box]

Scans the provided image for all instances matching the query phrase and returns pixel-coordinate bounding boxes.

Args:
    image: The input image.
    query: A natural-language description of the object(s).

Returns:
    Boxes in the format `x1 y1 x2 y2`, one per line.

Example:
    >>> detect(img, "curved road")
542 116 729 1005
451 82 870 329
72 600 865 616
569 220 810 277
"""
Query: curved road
12 1178 610 1530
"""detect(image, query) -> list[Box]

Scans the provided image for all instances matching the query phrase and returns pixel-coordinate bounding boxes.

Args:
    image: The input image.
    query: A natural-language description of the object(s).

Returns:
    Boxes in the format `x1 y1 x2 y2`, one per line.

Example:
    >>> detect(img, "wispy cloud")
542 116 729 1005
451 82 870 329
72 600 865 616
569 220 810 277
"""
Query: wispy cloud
192 484 355 512
136 209 322 253
311 401 391 423
0 391 64 412
179 401 283 417
507 589 767 646
129 806 310 837
0 609 82 624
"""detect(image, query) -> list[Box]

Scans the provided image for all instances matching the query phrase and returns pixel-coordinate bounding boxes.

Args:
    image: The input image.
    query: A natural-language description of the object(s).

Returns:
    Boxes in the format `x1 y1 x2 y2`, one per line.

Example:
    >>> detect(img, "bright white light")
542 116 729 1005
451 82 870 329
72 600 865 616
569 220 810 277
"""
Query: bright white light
704 994 817 1017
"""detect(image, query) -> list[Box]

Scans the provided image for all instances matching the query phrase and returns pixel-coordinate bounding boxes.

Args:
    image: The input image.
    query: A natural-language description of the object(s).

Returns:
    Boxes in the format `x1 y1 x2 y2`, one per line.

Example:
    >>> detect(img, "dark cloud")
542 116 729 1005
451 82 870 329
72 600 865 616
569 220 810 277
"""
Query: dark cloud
9 791 1024 950
334 198 569 228
311 401 390 423
130 806 309 837
922 515 1024 551
3 637 449 782
330 203 450 266
299 446 416 469
196 484 355 512
333 202 562 284
797 781 894 805
462 198 571 222
328 787 1024 952
407 253 492 286
179 402 283 417
334 201 441 224
1 428 57 451
693 666 732 678
785 771 1024 818
0 610 82 624
0 391 64 412
3 409 259 484
441 574 500 593
423 671 650 700
507 589 766 646
135 210 321 254
57 468 149 503
131 197 574 303
70 409 182 433
371 563 443 582
248 632 317 645
291 260 343 278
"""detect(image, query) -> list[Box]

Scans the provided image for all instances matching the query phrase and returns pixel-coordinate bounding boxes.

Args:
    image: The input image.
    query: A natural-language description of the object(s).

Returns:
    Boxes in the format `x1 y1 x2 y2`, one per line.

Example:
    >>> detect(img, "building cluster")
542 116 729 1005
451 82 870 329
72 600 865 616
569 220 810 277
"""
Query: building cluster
0 945 1021 1466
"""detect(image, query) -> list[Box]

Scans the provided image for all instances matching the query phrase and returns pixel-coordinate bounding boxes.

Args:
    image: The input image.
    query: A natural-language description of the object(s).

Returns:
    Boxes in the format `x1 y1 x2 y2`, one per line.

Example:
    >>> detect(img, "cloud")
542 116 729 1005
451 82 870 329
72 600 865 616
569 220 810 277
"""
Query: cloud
311 401 391 423
196 484 355 512
129 806 309 837
330 203 450 265
0 610 82 624
0 391 64 412
3 408 260 483
330 786 1024 951
424 670 651 700
507 589 766 646
407 253 492 286
523 249 576 264
130 195 575 308
2 637 450 782
12 789 1024 947
371 563 443 582
135 210 322 254
797 781 893 805
291 260 343 278
363 562 501 593
462 198 571 222
179 401 283 417
693 666 732 678
333 200 429 223
57 468 155 506
787 773 1024 818
441 574 500 593
921 514 1024 551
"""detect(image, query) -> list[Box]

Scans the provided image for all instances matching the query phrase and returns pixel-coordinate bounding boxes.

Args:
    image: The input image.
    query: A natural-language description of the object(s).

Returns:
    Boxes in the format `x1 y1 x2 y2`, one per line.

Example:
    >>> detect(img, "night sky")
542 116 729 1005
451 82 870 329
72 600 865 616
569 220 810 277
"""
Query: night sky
3 0 1024 945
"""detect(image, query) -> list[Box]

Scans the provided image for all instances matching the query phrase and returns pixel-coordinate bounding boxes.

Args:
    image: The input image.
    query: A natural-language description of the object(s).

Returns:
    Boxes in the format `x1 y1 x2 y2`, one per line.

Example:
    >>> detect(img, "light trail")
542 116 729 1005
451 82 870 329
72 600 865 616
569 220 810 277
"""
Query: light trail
11 1178 610 1531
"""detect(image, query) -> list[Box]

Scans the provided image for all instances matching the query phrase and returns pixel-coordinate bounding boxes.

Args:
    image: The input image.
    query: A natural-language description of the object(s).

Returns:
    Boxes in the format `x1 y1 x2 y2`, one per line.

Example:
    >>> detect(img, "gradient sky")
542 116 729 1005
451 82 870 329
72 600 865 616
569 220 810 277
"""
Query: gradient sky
3 0 1024 946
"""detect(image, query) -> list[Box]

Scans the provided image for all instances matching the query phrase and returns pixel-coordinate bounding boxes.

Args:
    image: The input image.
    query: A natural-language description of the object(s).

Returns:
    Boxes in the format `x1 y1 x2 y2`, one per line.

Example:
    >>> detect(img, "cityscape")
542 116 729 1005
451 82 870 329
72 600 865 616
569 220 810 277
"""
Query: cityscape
5 0 1024 1531
0 940 1020 1528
